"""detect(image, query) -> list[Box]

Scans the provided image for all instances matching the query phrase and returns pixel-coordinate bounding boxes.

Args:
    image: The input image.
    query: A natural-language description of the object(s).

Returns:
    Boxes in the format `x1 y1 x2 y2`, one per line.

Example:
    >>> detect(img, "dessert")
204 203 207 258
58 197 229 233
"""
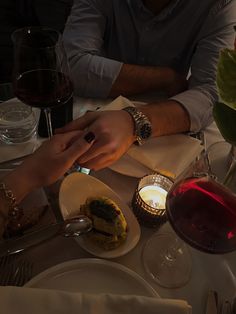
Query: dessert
3 204 49 238
80 196 128 250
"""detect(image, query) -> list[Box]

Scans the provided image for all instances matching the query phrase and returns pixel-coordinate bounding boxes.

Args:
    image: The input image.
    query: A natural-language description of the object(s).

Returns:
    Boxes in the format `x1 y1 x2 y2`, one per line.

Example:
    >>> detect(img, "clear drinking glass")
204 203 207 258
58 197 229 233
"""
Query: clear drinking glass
0 100 37 144
12 27 73 138
206 141 236 193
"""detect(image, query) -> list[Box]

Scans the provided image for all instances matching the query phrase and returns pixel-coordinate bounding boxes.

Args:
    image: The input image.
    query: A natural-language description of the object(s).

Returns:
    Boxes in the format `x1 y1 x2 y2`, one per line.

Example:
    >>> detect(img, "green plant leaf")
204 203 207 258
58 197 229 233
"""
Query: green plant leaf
213 102 236 144
216 48 236 110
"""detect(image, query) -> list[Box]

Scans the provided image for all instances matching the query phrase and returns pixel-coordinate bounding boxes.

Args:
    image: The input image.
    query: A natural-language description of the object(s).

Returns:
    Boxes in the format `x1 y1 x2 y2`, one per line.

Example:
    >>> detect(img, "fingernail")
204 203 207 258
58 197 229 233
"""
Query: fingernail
84 131 95 143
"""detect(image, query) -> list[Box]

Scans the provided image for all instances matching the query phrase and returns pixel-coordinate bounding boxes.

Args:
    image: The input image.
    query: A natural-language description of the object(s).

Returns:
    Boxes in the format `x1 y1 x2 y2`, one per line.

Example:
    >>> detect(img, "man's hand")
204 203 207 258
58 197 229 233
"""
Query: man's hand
57 110 136 170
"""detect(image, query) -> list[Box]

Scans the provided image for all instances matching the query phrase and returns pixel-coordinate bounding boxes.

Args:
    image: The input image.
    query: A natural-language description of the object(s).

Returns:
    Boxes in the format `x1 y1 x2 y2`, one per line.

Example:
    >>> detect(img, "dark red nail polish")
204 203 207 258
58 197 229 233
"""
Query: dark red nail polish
84 131 95 143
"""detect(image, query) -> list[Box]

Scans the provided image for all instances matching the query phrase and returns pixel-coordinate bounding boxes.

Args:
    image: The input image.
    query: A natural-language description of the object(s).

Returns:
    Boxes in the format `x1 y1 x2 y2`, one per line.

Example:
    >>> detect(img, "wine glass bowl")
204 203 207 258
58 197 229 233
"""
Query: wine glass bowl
166 174 236 254
12 27 73 138
206 142 235 182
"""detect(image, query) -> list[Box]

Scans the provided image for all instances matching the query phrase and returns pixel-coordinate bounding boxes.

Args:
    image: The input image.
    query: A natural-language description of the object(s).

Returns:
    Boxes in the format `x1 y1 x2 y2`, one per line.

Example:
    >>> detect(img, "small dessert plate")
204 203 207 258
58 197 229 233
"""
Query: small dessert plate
59 172 141 258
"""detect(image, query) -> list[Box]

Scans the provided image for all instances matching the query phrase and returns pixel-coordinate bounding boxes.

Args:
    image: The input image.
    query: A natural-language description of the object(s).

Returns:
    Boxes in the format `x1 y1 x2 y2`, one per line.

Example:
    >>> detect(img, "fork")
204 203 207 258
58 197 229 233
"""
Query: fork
0 256 33 286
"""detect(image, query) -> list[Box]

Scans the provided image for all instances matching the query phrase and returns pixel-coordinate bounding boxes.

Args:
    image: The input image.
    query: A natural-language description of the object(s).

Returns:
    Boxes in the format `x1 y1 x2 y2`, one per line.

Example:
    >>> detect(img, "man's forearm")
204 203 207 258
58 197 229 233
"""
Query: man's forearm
139 100 191 137
109 63 186 97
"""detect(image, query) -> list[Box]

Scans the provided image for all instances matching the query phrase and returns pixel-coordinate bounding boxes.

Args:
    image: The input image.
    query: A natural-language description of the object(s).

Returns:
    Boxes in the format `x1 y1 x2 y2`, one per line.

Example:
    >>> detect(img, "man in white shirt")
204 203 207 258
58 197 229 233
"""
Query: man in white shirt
61 0 236 170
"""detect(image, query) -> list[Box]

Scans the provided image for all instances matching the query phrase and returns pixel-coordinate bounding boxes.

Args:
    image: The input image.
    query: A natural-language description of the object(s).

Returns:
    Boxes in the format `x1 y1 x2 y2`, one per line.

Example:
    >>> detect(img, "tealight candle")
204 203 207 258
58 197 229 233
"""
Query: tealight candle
139 185 168 209
132 173 173 227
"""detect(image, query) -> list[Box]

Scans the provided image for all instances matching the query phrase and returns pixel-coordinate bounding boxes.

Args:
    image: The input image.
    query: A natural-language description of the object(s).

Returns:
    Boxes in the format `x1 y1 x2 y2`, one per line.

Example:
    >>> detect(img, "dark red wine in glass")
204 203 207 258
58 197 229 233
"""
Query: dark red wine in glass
12 27 73 138
166 175 236 254
15 69 73 109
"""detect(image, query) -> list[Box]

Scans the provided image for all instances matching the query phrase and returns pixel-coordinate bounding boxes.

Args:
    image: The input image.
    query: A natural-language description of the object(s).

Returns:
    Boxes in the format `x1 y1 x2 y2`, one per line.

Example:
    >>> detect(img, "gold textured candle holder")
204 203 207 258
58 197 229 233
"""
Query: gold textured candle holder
132 173 173 228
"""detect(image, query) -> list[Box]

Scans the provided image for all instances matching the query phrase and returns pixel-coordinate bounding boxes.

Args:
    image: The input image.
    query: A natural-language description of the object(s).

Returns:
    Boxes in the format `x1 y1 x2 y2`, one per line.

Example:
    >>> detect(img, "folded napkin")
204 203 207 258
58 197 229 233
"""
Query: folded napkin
0 140 38 164
99 95 136 111
101 96 203 179
126 135 203 179
0 287 192 314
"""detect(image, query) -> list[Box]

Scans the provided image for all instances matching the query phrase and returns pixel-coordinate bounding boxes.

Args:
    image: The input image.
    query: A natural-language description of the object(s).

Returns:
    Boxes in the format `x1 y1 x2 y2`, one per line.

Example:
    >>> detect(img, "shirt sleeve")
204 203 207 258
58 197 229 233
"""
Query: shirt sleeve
62 0 123 98
170 0 236 132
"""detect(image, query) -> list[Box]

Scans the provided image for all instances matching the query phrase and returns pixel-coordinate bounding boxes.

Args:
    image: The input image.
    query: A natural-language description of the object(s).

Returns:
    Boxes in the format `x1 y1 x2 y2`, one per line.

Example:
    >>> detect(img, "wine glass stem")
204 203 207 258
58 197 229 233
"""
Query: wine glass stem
161 237 181 267
44 108 53 138
223 145 236 191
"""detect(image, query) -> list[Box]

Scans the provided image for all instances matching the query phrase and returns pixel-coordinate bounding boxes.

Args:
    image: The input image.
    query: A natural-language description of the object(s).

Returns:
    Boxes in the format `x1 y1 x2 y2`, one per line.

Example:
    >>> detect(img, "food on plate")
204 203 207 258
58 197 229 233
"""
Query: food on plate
80 196 128 250
3 205 49 238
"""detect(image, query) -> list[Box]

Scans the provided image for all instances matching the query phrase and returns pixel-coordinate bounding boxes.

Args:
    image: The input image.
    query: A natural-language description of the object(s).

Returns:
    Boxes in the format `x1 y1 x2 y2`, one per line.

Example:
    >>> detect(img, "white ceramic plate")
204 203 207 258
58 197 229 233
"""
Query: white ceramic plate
25 258 159 297
109 154 152 178
59 172 141 258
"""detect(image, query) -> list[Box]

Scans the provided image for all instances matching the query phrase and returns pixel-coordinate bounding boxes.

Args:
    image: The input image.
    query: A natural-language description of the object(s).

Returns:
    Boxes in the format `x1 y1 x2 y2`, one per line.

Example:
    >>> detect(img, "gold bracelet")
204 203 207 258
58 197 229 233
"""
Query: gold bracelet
0 182 23 223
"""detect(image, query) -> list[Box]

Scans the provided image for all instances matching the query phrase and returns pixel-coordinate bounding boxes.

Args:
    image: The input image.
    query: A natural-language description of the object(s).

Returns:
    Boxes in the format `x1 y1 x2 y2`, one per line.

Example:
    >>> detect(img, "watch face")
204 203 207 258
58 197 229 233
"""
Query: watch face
140 123 152 139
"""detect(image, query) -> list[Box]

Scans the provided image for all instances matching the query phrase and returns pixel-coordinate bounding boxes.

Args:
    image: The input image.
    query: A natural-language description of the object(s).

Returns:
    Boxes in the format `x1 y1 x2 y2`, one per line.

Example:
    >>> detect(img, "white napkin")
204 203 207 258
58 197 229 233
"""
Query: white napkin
99 95 136 111
126 135 203 178
102 96 203 179
0 140 38 164
0 287 192 314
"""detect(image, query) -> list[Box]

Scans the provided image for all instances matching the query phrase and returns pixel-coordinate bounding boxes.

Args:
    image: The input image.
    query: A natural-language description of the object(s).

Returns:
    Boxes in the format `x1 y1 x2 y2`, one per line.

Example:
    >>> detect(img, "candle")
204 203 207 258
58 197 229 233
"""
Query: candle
132 173 173 227
139 185 168 209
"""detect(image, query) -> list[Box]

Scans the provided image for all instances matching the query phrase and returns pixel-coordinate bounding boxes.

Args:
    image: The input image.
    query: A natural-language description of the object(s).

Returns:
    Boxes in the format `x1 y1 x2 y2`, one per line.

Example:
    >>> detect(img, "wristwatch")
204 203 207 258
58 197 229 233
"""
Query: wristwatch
123 106 152 145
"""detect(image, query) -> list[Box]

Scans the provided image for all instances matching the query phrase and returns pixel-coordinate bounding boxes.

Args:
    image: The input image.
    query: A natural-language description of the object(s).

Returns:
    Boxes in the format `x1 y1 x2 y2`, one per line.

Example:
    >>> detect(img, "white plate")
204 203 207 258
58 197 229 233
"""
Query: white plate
109 154 152 178
59 172 141 258
25 258 159 297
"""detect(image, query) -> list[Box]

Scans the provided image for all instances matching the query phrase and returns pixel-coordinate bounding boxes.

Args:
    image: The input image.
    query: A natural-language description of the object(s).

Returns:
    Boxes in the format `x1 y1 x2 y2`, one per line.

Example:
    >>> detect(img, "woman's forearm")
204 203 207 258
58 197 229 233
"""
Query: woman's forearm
3 169 33 204
0 169 34 237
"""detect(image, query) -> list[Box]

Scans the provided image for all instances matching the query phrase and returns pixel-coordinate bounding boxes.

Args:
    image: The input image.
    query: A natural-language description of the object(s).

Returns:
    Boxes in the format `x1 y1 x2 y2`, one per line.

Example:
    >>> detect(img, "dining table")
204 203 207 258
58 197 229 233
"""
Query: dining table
0 96 235 314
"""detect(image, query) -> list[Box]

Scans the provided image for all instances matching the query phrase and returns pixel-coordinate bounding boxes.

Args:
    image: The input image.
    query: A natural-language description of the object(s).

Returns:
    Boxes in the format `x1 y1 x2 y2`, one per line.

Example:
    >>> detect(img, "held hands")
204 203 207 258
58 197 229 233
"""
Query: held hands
57 110 136 170
14 130 94 192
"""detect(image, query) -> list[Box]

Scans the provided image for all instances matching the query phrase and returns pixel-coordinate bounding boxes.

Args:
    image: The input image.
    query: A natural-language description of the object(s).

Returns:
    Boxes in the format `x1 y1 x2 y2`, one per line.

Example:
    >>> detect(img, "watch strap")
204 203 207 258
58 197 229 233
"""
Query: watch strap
123 106 152 145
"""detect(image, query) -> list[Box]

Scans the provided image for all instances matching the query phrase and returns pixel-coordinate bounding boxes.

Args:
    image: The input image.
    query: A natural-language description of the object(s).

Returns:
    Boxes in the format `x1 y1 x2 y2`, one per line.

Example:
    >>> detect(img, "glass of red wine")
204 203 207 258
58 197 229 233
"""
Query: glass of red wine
142 153 236 288
12 27 73 138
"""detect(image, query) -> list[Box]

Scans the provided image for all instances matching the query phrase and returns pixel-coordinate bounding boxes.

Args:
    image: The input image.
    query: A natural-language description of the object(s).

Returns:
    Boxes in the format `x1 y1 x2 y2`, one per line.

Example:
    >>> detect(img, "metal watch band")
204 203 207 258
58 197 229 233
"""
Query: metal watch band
123 106 152 145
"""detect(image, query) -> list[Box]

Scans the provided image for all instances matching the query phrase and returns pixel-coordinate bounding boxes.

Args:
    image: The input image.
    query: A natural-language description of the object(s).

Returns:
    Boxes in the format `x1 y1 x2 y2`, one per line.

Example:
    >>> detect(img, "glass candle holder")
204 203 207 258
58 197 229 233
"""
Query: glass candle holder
132 173 173 228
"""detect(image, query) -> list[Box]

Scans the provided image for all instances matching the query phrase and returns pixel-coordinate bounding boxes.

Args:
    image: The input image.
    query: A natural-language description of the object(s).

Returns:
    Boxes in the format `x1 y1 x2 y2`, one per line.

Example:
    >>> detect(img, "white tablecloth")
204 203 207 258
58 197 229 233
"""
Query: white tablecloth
0 97 232 314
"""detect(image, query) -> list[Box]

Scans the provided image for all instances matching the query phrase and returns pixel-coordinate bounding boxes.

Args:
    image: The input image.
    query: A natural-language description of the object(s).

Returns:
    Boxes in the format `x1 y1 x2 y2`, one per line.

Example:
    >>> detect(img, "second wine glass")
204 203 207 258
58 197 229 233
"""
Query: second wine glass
12 27 73 138
142 152 236 288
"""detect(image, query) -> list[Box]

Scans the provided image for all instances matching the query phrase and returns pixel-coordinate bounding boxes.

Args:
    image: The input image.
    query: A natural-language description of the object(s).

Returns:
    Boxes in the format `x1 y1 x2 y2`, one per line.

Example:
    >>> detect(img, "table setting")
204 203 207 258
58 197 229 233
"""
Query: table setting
0 94 235 314
1 26 236 314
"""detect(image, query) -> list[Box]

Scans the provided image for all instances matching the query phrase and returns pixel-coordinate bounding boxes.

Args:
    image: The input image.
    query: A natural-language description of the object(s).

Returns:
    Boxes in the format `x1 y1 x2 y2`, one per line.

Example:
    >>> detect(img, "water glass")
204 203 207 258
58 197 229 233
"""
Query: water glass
0 100 37 144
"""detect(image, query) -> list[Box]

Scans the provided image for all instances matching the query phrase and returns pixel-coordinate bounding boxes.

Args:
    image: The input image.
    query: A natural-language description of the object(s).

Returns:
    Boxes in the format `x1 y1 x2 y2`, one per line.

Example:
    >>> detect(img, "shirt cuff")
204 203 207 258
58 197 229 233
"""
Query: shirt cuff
170 89 214 132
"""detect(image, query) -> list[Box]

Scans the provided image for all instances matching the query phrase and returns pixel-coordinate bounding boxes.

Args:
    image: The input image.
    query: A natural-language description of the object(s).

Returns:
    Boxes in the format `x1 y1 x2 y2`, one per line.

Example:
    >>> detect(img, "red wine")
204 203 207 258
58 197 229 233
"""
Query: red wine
14 69 73 109
37 96 73 138
166 176 236 254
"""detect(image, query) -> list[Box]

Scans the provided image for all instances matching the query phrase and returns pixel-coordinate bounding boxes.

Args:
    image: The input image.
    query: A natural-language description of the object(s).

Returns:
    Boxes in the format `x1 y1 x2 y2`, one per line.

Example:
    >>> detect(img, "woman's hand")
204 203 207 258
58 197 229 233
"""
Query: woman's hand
57 110 136 170
4 130 95 202
20 130 95 187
